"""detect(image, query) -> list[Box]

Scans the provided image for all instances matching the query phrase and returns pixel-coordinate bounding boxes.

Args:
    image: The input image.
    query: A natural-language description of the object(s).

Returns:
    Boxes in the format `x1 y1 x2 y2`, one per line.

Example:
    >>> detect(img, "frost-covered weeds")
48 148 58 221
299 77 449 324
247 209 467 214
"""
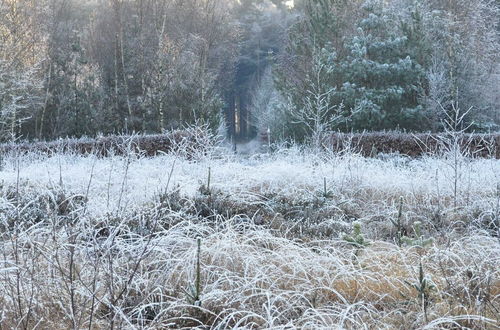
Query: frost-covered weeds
0 140 499 329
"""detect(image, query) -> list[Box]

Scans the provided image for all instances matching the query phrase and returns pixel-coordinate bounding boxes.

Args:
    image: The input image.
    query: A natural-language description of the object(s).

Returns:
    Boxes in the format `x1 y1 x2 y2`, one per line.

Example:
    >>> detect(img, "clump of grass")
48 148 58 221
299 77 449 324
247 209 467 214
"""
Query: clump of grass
199 167 212 196
320 177 333 199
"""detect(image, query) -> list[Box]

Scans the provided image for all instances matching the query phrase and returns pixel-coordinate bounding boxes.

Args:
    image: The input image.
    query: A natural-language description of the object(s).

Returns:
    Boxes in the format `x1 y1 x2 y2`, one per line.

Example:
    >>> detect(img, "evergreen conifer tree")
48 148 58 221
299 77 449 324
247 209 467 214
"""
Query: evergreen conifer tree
338 0 426 130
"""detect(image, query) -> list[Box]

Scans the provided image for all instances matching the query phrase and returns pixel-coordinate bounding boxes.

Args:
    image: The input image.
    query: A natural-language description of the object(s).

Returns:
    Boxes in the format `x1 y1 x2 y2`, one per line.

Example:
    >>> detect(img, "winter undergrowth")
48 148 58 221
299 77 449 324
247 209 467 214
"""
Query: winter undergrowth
0 137 499 329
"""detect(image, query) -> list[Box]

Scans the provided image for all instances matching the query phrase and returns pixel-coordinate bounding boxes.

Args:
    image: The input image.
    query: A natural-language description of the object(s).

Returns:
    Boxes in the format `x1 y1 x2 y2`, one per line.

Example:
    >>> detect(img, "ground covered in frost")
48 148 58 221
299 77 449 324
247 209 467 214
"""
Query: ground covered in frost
0 143 499 329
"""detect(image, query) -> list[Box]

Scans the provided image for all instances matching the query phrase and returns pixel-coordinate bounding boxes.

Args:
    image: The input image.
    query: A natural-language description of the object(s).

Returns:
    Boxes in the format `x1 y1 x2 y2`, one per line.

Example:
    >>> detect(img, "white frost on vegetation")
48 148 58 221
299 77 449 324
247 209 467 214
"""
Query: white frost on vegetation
1 149 499 217
0 145 499 329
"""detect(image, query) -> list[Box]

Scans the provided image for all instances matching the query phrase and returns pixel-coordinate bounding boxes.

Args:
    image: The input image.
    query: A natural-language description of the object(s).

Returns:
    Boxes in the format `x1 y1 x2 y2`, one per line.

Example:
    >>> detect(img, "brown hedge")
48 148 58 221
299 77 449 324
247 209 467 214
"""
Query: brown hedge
0 130 204 157
1 131 499 159
326 132 500 158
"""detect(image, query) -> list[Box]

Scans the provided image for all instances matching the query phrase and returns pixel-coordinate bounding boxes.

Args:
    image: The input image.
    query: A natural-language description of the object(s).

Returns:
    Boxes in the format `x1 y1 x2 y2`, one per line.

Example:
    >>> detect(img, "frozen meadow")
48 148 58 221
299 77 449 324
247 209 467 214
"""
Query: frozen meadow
0 143 499 329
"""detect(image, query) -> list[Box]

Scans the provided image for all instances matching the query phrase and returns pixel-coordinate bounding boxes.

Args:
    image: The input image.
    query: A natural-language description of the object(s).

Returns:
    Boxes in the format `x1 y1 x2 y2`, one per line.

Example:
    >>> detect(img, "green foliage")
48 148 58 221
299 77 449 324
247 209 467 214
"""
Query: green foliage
337 1 426 130
401 221 433 248
343 221 370 249
275 0 500 138
275 0 430 139
404 261 435 322
400 6 431 69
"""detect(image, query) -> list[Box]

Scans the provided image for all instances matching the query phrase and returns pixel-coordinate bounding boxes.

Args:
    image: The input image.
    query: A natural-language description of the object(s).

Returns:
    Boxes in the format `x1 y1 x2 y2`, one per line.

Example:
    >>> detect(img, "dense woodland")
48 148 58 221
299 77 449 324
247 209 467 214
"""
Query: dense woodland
0 0 499 143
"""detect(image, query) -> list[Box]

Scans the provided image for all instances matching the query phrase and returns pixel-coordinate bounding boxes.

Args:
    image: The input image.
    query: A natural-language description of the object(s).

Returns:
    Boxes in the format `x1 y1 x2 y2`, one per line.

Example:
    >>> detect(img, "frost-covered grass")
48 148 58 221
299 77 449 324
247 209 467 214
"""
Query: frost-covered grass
0 143 499 329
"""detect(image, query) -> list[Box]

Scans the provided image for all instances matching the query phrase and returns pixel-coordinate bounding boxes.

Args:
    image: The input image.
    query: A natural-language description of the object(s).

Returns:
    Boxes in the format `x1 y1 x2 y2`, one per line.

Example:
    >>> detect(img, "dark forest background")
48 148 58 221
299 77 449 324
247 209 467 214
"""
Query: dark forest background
1 0 499 143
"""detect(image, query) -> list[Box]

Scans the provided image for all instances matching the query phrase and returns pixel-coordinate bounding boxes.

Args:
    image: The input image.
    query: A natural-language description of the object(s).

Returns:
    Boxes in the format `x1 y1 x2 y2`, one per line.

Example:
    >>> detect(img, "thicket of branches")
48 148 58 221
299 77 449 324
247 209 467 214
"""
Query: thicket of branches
0 0 282 141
